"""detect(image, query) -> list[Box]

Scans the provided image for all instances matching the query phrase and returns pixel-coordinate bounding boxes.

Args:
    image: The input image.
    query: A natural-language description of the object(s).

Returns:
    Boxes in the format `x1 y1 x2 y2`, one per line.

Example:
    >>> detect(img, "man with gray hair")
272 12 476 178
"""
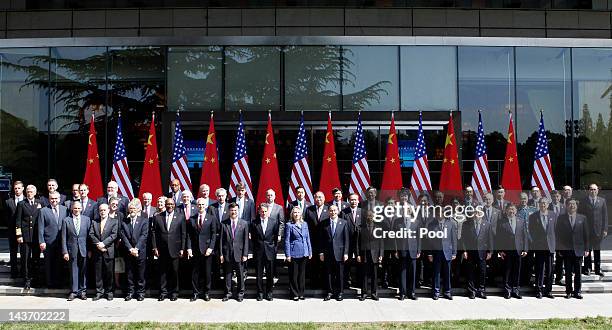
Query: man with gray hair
528 197 557 299
141 192 154 219
62 201 91 300
15 184 41 290
38 191 67 288
97 181 129 215
90 203 119 301
121 199 149 301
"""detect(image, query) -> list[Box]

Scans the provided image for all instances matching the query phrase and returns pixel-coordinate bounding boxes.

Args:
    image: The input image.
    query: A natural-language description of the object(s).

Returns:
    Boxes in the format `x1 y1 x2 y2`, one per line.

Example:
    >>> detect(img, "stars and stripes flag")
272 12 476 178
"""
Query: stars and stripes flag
288 113 314 204
170 111 192 192
530 111 555 197
229 113 253 200
111 113 134 200
409 112 432 203
470 111 491 203
348 112 371 200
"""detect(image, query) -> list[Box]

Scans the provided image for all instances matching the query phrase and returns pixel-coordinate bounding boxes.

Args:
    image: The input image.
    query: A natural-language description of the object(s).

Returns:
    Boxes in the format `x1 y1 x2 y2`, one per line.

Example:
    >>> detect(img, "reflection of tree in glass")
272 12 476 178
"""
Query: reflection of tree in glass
580 101 610 186
341 47 391 111
225 47 280 109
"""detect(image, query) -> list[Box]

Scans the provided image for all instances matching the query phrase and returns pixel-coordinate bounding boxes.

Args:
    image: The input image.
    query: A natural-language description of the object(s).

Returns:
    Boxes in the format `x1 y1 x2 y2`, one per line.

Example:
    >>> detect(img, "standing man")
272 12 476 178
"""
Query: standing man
426 214 458 300
251 203 281 301
141 192 155 219
78 184 97 220
330 188 349 212
219 203 249 302
97 181 129 216
178 190 196 219
319 204 350 301
39 179 67 207
581 183 608 276
38 192 67 288
288 186 312 218
394 191 421 300
342 193 363 288
197 183 216 207
496 204 529 299
304 191 329 289
264 189 285 234
152 198 186 301
463 186 477 207
64 184 81 209
186 197 217 301
89 203 119 301
62 201 91 300
494 186 510 211
561 185 573 205
556 199 590 299
121 199 149 301
528 198 557 299
461 212 493 299
550 189 566 285
230 182 256 224
167 179 183 205
210 188 229 287
357 211 384 301
4 181 24 278
15 184 42 290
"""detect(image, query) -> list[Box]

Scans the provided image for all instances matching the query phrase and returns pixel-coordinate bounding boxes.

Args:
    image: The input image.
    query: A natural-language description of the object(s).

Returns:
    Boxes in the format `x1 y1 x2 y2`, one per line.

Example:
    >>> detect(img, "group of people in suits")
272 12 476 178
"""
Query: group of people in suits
2 177 608 302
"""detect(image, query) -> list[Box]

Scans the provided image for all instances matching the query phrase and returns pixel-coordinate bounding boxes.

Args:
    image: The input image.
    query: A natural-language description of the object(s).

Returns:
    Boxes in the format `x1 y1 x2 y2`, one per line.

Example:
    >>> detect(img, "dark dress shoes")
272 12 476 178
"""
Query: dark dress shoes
536 292 543 299
299 296 305 300
432 294 439 300
106 293 113 301
573 293 583 299
67 293 76 301
511 292 522 299
371 294 379 301
545 293 555 299
203 294 210 301
79 293 87 300
398 294 405 301
336 294 343 301
170 296 178 301
125 295 133 301
565 293 572 299
409 294 418 300
256 294 263 301
92 294 103 301
468 293 476 299
504 293 511 299
222 295 231 302
158 295 167 301
443 294 453 300
266 294 273 301
190 294 199 302
324 294 332 301
359 295 366 301
293 296 299 301
137 296 144 301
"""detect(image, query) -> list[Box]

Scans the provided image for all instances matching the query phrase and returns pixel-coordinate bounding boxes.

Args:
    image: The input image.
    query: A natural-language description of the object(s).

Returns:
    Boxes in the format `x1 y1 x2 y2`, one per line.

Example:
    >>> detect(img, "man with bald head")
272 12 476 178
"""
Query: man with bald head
167 179 183 205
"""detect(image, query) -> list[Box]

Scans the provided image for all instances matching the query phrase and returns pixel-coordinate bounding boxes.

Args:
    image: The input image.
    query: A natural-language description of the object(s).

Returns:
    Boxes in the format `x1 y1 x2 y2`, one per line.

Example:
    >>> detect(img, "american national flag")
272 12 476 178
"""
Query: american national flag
111 113 134 200
229 113 253 200
288 114 314 204
170 111 192 192
470 111 491 203
531 111 555 197
410 112 432 203
348 113 371 200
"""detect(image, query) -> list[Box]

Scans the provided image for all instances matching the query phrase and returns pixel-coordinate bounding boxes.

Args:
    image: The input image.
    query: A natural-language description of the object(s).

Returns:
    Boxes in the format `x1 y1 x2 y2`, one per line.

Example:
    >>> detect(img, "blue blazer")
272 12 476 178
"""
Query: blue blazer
284 222 312 258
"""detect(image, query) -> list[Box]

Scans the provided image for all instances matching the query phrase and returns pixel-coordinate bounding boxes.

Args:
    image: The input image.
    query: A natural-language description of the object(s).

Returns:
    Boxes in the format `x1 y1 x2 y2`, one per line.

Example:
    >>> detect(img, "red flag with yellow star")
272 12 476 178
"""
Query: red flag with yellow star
439 112 462 199
380 113 402 201
199 113 221 195
256 113 284 206
501 113 522 203
83 114 103 200
138 114 162 202
319 112 342 202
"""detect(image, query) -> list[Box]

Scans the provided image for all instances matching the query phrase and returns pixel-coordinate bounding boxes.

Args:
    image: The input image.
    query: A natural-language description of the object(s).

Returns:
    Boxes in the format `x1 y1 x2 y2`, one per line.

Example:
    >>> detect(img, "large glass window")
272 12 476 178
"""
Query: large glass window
342 46 399 112
401 46 457 112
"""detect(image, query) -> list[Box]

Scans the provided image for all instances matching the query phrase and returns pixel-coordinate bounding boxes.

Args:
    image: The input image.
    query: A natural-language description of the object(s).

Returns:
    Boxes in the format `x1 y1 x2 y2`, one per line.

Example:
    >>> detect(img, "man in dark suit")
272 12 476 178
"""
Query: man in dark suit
152 198 186 301
288 186 312 219
264 189 285 235
463 186 477 207
37 192 67 288
581 183 608 276
89 203 119 301
96 181 129 217
549 189 566 285
250 203 281 301
496 204 529 299
219 203 249 301
15 184 42 290
358 210 384 301
167 179 183 205
342 193 363 288
427 216 458 300
39 179 67 207
62 201 91 300
529 198 557 299
482 192 503 285
230 182 256 224
330 188 349 212
121 200 149 301
64 183 80 208
197 183 217 206
494 186 511 211
319 204 350 301
178 190 196 219
304 191 329 289
394 195 421 300
186 197 217 301
362 186 383 212
4 180 24 278
557 198 590 299
141 192 155 219
77 184 97 220
462 212 493 299
210 188 229 287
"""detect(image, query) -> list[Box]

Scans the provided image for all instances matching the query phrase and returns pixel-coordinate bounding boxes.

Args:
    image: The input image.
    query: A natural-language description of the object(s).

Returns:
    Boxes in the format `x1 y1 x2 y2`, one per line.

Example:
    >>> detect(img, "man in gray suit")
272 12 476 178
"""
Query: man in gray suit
494 187 511 211
528 198 557 299
496 204 529 299
556 199 590 299
394 199 421 300
319 204 350 301
264 189 285 235
581 183 608 276
89 203 119 301
461 212 493 299
230 182 256 224
38 192 67 288
62 201 91 301
426 215 458 300
219 203 249 302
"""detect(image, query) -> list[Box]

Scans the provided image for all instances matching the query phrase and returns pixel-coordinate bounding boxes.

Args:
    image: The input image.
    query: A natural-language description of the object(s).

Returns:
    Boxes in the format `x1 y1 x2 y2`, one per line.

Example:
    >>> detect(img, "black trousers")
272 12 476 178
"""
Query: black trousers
555 252 564 282
224 259 245 297
361 255 379 295
584 239 602 273
192 254 213 295
19 242 39 284
432 252 452 296
126 255 146 297
288 257 306 298
43 242 63 288
8 219 18 276
399 256 417 296
503 251 522 294
520 251 534 286
465 254 487 294
564 255 583 294
93 254 115 295
159 256 179 297
308 255 325 289
326 259 345 296
534 251 554 294
255 257 275 295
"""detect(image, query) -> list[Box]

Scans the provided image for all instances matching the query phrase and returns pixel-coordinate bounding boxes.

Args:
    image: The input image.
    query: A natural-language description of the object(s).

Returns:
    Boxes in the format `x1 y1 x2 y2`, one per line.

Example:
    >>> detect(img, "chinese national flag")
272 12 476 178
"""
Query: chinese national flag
380 113 402 202
439 113 462 199
255 114 284 206
199 113 221 195
319 112 341 202
501 114 522 203
138 115 162 202
83 114 103 200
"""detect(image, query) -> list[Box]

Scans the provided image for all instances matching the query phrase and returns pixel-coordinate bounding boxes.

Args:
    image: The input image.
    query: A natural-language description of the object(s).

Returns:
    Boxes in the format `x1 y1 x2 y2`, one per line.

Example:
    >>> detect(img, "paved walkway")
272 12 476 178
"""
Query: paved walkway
0 294 611 322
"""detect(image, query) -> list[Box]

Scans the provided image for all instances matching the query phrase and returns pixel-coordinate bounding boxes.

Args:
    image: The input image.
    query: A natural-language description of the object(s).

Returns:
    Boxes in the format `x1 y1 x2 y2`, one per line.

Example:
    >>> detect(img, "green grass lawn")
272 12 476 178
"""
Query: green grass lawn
1 317 612 330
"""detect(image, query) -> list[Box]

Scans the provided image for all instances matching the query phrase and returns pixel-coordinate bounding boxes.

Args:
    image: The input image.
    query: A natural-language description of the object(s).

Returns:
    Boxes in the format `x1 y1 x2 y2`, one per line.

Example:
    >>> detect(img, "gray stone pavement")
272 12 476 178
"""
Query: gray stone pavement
0 294 611 323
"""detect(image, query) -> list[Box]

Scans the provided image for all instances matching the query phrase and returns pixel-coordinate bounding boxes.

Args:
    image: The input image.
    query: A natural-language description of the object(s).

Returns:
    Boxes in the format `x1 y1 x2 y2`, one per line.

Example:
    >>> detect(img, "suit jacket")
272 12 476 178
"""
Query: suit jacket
357 221 385 262
4 196 21 229
230 197 256 223
38 205 68 245
549 202 566 215
61 215 91 258
341 207 363 257
266 202 285 232
482 206 501 236
96 195 129 216
360 199 383 212
284 222 312 258
39 193 67 208
89 217 119 259
329 200 349 212
78 198 97 219
186 212 217 256
580 196 609 240
556 213 590 257
288 199 312 218
304 204 329 232
166 190 183 205
493 199 510 211
318 217 350 262
426 218 458 261
177 203 198 220
461 218 494 260
495 216 529 254
15 199 42 243
209 202 230 224
219 218 249 263
394 216 421 259
120 215 149 259
250 216 281 261
141 205 155 219
152 211 186 258
528 211 557 253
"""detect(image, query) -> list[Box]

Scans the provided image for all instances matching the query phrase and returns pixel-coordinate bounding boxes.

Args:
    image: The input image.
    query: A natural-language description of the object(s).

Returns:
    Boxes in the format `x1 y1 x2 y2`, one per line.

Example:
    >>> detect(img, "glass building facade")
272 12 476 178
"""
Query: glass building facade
1 40 611 194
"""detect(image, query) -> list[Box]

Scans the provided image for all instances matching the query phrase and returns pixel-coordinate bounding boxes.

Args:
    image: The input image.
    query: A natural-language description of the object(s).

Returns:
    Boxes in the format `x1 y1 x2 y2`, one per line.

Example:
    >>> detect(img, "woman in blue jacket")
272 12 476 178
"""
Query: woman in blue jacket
284 206 312 301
